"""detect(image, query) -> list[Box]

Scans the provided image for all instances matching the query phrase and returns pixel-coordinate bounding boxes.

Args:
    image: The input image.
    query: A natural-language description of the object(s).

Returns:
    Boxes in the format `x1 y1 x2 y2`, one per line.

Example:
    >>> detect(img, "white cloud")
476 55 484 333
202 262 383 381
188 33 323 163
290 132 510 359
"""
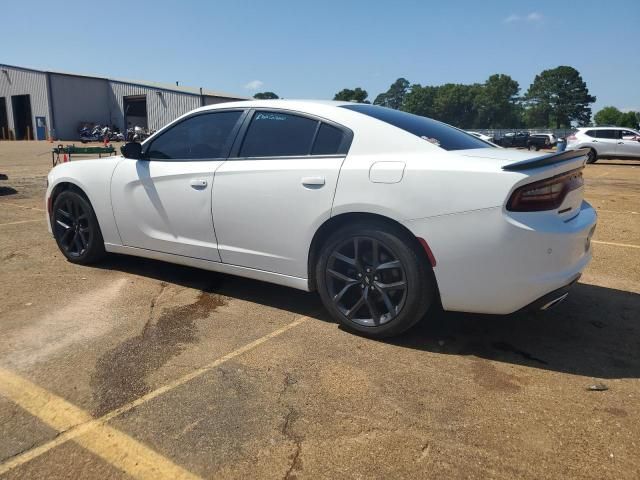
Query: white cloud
244 80 264 90
527 12 543 22
504 12 543 24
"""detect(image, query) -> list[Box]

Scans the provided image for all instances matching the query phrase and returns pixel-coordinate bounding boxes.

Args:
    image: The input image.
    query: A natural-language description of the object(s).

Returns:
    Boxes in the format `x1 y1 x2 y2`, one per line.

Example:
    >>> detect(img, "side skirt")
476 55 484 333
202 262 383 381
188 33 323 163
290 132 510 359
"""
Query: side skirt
104 243 311 292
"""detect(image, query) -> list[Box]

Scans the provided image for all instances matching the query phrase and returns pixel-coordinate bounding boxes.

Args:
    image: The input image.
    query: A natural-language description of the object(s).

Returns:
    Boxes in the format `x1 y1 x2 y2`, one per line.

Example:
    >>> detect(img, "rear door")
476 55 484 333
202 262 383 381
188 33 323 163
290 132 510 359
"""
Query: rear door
617 129 640 157
593 129 618 156
111 110 245 261
213 109 352 278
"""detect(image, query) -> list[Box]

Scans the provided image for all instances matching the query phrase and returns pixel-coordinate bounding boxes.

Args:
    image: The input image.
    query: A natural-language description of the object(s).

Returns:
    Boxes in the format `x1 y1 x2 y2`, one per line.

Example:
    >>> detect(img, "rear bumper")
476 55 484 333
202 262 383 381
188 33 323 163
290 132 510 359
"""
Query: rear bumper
403 201 597 314
522 274 580 311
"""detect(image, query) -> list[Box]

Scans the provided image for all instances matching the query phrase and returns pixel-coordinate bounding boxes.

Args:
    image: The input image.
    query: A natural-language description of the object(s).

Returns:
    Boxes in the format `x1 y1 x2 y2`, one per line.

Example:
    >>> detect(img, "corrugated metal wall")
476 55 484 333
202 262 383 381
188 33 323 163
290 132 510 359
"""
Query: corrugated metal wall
49 74 111 139
0 65 50 139
203 96 237 106
109 82 201 133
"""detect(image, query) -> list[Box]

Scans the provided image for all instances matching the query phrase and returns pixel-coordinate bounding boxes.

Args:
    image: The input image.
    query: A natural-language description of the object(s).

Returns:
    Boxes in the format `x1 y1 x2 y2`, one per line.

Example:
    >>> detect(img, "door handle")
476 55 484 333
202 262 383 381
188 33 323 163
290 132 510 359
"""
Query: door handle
617 142 624 144
301 176 325 187
190 179 208 188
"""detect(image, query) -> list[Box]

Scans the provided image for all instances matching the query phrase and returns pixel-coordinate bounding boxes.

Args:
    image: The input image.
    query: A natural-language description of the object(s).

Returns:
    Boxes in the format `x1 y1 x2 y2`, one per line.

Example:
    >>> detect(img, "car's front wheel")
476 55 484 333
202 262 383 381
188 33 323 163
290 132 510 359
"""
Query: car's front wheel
52 190 106 264
316 223 435 338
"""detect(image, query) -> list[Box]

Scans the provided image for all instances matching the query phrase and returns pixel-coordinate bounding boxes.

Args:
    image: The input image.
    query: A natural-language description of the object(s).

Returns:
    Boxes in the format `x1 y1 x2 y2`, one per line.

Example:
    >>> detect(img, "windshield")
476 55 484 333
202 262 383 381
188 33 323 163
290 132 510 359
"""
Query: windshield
341 104 494 151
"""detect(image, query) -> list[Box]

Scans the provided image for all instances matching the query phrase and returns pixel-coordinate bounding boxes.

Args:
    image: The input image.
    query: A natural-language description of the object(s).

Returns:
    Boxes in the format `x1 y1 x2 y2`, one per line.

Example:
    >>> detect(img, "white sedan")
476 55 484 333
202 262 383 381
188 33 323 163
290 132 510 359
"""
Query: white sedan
46 100 597 337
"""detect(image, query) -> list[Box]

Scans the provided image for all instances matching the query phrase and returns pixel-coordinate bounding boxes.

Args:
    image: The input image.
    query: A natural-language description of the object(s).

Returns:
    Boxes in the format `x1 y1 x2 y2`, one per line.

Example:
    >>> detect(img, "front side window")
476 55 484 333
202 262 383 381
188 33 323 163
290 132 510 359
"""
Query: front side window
341 104 492 151
146 111 243 160
620 130 638 138
239 111 318 157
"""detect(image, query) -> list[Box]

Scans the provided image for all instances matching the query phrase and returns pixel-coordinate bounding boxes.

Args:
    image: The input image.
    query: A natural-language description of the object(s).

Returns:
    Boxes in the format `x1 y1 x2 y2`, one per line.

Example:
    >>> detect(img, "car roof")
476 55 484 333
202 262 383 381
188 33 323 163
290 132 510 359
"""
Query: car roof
578 126 624 130
196 99 353 111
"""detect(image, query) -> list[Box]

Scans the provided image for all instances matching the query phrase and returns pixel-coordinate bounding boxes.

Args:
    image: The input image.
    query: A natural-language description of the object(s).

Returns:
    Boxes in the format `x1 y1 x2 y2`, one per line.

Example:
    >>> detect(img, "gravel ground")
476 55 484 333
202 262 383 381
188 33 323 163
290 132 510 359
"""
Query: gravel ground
1 140 639 479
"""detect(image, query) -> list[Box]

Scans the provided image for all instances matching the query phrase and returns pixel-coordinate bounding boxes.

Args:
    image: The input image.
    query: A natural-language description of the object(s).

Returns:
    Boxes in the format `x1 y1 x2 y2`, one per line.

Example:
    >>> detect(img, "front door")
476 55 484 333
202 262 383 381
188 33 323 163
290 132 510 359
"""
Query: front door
111 110 245 261
213 110 351 278
617 129 640 158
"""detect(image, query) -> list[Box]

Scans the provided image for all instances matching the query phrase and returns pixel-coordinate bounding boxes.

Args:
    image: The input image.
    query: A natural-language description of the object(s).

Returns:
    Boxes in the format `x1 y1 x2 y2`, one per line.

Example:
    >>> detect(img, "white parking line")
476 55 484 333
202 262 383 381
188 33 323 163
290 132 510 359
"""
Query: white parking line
0 202 46 212
0 219 43 226
592 240 640 250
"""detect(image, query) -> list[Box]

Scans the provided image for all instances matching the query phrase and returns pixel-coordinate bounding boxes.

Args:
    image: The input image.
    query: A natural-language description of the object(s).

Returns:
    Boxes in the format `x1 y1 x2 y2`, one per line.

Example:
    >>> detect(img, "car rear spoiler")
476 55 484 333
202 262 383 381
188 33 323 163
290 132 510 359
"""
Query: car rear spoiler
502 148 589 171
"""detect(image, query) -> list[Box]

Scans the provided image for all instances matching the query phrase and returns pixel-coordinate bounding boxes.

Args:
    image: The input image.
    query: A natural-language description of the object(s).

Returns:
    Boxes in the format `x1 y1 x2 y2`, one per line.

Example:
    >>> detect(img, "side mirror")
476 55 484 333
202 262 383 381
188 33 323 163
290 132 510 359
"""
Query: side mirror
121 142 143 159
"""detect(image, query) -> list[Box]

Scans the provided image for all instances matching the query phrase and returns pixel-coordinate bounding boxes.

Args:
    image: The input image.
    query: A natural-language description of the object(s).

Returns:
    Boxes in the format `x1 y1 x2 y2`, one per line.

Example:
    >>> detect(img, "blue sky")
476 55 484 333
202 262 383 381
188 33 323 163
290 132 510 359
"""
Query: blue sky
3 0 639 113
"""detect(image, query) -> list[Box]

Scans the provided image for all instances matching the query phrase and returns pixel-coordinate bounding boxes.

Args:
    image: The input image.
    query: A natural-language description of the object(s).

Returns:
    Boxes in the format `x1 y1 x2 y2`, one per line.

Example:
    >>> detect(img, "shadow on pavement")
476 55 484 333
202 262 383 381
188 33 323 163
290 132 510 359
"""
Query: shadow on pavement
98 255 639 380
392 282 640 380
99 254 326 320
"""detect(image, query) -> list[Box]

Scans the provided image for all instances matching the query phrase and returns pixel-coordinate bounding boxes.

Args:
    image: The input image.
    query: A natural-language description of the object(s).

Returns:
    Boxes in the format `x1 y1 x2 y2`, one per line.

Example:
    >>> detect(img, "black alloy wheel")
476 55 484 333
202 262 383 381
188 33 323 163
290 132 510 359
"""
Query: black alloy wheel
316 223 435 338
326 236 408 327
52 190 105 264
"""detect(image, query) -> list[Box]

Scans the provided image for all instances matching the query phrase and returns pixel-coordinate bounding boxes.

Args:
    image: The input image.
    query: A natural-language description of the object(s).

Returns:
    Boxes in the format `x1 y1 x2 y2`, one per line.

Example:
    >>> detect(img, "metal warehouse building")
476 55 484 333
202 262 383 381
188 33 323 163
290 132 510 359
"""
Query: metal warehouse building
0 63 246 141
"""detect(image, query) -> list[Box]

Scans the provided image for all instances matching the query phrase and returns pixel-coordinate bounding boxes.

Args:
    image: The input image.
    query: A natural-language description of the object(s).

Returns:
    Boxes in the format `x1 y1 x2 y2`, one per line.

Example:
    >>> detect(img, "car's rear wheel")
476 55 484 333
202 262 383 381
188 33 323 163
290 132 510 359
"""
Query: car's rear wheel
52 190 106 264
586 148 598 164
316 223 434 338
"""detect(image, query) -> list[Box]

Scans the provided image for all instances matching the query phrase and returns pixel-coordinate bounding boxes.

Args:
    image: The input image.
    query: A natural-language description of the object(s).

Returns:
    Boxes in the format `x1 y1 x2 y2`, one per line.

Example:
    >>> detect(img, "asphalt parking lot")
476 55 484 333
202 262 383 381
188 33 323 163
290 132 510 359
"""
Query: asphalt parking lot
1 141 639 479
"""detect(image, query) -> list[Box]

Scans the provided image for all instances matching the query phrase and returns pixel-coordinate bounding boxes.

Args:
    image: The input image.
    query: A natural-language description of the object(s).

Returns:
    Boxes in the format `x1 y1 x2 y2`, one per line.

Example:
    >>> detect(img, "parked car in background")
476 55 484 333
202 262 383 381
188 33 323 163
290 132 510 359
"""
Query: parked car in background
466 131 494 143
566 127 640 163
45 100 596 338
496 132 548 150
531 133 557 147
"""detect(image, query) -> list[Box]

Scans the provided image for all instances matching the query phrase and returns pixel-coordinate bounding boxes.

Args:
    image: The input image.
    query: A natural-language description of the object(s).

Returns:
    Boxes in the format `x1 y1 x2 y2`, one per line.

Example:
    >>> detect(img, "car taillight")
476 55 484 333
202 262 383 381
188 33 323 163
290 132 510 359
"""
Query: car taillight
507 169 584 212
566 134 577 142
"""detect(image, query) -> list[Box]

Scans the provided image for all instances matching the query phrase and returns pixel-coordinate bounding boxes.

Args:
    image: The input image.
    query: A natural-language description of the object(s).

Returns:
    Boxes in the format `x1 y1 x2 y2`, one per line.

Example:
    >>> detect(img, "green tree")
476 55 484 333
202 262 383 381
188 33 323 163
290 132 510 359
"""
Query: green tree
618 111 639 129
432 83 482 128
401 84 438 117
333 87 370 103
524 66 596 128
373 78 411 109
253 92 279 99
594 106 622 126
475 74 520 128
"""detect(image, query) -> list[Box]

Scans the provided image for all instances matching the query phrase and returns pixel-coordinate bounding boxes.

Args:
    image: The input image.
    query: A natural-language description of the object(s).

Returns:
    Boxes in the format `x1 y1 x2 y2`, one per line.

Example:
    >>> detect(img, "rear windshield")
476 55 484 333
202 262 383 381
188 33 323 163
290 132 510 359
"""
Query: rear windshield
340 104 493 151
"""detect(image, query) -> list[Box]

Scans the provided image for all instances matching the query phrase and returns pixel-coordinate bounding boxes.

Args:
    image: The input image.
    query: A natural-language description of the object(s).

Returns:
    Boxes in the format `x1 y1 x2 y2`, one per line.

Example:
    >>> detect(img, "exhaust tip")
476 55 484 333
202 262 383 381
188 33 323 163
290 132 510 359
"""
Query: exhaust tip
540 292 569 311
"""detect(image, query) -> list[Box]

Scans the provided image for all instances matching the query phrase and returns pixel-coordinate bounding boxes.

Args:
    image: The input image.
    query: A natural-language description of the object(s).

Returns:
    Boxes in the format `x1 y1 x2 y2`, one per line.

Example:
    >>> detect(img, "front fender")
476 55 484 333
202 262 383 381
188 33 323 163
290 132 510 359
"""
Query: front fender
46 157 124 245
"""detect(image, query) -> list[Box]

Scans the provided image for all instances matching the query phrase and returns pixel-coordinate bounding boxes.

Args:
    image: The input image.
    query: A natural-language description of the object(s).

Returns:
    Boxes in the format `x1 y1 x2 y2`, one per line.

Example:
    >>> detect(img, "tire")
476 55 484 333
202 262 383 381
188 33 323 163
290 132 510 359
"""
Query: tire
52 190 106 264
316 222 435 338
586 149 598 164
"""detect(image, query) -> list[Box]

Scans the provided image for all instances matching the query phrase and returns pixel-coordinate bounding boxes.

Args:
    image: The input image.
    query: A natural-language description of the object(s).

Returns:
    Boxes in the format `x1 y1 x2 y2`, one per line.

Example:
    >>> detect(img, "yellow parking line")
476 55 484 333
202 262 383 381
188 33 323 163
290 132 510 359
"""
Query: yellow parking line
0 202 46 212
0 315 310 476
0 368 200 479
0 219 43 226
592 240 640 249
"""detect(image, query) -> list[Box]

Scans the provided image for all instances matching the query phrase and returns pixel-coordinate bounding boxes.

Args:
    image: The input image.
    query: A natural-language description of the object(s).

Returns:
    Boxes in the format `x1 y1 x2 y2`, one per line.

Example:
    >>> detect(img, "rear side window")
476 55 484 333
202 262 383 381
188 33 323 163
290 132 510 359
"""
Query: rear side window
584 130 596 137
239 111 318 157
341 104 492 151
147 111 242 160
312 123 346 155
596 130 618 139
